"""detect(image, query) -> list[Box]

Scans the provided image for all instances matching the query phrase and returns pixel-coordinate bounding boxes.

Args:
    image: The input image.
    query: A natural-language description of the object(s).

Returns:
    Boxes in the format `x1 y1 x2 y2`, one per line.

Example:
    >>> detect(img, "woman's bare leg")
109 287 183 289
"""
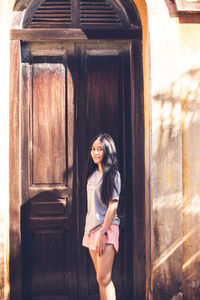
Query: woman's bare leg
89 249 105 300
96 247 116 300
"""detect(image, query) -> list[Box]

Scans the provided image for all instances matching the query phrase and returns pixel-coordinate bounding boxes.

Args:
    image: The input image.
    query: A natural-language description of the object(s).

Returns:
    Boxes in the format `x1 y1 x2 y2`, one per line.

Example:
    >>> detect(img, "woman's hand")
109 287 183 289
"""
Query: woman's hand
96 234 106 256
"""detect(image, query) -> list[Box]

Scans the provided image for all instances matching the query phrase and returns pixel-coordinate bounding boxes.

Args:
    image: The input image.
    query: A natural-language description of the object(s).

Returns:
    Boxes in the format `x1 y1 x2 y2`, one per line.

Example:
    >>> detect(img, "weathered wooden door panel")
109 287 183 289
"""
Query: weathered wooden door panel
22 193 70 300
76 42 133 300
21 41 134 300
31 64 66 185
21 50 76 300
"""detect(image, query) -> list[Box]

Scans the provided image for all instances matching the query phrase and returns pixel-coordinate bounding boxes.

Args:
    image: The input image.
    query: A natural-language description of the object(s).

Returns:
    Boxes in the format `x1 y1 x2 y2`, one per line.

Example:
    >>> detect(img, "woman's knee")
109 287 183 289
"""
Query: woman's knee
96 272 111 287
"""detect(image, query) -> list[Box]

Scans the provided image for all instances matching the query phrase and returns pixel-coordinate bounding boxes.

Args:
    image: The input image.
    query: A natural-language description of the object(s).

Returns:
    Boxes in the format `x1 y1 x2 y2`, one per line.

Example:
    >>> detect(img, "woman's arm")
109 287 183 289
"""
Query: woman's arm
95 200 118 256
101 200 118 232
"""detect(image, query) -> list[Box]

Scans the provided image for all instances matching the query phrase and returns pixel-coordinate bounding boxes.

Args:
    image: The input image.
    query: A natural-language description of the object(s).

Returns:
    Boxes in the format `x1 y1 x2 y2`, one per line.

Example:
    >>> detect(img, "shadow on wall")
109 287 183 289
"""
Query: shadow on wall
152 68 200 300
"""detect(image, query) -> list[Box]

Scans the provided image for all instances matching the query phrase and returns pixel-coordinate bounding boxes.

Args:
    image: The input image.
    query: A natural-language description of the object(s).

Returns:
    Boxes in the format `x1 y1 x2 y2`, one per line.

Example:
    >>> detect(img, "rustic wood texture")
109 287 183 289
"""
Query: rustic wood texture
21 192 70 300
23 0 134 29
10 27 142 41
9 2 144 300
20 48 76 299
66 66 74 215
10 28 88 40
11 39 144 300
131 40 146 300
9 40 22 300
76 41 135 299
79 0 122 27
28 0 71 28
20 41 139 300
31 63 66 185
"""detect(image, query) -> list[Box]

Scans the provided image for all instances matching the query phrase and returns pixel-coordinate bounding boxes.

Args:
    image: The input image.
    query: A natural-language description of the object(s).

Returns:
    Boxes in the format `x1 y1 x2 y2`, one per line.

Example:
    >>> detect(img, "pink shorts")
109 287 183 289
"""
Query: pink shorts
82 224 119 253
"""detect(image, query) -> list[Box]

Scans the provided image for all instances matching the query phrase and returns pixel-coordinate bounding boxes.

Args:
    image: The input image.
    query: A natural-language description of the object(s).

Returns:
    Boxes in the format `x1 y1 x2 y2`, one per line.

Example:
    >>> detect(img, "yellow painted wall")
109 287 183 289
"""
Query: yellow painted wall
147 1 184 299
180 22 200 300
148 2 200 298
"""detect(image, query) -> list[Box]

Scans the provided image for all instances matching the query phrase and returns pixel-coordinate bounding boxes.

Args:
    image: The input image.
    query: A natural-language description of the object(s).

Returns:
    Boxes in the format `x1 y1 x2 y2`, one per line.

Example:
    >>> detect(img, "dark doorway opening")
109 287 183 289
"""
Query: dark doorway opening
10 1 145 300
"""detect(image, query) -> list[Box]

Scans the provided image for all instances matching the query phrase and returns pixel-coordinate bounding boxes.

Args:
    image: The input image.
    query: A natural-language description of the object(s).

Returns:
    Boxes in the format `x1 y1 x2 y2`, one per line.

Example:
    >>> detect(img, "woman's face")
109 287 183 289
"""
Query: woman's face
91 139 104 166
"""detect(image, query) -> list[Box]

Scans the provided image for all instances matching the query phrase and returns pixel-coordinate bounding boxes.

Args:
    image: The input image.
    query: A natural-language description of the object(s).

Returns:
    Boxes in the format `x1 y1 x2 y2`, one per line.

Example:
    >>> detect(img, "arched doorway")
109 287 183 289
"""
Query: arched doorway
9 1 145 299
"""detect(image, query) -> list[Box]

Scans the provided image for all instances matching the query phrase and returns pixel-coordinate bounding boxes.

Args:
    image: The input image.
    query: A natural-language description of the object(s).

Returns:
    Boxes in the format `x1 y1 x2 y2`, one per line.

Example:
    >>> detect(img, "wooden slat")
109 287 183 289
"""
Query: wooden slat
30 202 66 216
28 24 71 28
32 296 69 300
80 0 122 26
32 17 71 21
23 0 135 29
80 4 110 7
81 14 118 18
9 40 22 299
28 0 71 28
43 0 70 3
10 28 88 40
10 28 142 40
42 1 70 3
42 2 70 4
80 1 109 5
81 15 119 19
66 66 74 211
39 5 71 9
80 10 115 14
30 217 68 228
81 20 120 23
34 12 71 15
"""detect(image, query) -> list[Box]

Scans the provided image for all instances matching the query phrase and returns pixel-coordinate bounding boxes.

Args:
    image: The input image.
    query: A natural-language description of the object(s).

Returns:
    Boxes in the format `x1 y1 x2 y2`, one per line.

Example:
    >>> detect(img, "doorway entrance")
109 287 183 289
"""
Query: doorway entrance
20 40 137 300
10 1 146 299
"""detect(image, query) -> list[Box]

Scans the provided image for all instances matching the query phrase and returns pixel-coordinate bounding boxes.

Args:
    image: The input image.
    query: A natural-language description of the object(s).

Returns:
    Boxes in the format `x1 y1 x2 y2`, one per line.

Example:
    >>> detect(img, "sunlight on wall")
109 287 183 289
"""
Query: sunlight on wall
148 1 183 298
182 68 200 131
180 23 200 299
153 100 181 154
183 250 200 272
153 226 198 271
153 192 182 211
183 195 200 216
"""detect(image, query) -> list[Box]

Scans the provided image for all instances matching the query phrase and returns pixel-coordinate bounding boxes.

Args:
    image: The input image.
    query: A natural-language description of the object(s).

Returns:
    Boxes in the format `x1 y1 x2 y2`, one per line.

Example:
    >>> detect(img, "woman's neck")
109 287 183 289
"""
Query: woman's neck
98 163 103 172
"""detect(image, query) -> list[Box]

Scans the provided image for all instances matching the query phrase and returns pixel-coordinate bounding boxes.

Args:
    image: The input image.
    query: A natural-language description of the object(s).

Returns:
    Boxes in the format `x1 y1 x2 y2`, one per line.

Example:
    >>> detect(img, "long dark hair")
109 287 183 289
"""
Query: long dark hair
86 133 119 206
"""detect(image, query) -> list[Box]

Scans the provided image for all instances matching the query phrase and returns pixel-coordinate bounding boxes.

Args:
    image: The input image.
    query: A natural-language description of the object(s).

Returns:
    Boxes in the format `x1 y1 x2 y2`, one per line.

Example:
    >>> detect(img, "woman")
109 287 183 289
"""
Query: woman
82 133 121 300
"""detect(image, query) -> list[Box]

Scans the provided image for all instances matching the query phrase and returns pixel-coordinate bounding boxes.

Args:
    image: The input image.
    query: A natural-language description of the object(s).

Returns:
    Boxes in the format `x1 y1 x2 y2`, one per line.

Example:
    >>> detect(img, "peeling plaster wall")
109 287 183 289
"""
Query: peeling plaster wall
147 1 183 299
147 1 200 299
180 22 200 300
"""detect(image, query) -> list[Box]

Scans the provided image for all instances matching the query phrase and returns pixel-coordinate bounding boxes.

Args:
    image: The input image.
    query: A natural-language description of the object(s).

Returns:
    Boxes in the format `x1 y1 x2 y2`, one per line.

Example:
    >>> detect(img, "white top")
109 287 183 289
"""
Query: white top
84 170 121 233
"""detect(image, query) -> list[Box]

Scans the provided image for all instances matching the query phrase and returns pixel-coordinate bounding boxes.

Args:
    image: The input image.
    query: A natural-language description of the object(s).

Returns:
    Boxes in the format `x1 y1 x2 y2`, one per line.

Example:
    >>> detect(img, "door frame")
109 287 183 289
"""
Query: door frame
9 10 149 300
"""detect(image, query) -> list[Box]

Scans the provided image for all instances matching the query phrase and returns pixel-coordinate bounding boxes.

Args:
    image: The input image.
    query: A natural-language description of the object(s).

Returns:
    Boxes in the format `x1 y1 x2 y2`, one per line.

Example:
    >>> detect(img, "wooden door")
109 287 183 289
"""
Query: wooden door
21 42 77 300
20 41 134 300
76 41 133 300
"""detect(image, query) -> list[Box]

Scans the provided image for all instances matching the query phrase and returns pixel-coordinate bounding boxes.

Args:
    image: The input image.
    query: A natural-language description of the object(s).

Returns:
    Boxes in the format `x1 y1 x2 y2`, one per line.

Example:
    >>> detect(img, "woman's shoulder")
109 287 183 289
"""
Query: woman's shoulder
87 169 102 184
114 170 121 185
116 170 121 176
115 170 121 178
87 170 96 181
